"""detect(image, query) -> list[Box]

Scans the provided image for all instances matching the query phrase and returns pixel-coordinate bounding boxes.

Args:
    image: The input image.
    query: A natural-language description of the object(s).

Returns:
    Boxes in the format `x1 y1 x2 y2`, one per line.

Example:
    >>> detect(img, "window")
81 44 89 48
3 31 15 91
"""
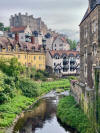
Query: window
84 26 88 39
39 56 41 60
84 65 87 78
92 20 97 33
54 63 56 66
84 49 87 58
55 44 56 47
34 56 36 60
92 44 97 56
25 55 26 59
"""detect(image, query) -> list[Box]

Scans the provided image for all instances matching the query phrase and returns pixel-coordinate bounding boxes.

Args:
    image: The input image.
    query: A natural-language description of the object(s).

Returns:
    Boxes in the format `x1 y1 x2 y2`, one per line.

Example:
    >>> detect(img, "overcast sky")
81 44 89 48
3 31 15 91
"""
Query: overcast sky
0 0 88 40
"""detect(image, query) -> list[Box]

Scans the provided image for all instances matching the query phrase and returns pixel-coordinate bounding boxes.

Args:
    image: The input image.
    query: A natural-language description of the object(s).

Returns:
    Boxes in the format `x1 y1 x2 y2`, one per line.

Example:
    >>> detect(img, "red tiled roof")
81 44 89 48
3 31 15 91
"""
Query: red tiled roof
53 36 67 43
11 26 26 33
49 50 79 57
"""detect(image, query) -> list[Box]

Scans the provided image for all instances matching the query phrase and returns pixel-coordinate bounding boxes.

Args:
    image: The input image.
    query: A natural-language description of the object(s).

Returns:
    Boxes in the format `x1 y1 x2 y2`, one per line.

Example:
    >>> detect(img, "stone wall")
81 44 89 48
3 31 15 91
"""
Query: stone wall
10 13 48 35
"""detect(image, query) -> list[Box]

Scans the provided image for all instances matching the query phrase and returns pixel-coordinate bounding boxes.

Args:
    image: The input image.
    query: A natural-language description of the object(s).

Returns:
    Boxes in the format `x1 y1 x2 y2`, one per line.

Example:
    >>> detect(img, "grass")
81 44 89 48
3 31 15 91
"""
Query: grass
0 95 35 128
57 96 93 133
0 78 71 131
39 79 70 95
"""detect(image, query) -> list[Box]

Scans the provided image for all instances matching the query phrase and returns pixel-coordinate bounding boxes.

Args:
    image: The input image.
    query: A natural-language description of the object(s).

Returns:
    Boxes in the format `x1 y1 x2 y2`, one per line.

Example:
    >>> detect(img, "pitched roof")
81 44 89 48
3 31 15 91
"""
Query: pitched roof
49 50 79 57
0 36 40 51
80 0 100 24
53 36 67 43
11 26 26 33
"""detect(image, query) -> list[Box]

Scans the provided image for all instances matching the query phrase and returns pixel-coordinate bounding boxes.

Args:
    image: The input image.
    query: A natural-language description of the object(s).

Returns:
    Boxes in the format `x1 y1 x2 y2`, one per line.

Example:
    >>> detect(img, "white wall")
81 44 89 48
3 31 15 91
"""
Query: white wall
53 37 70 51
46 51 80 75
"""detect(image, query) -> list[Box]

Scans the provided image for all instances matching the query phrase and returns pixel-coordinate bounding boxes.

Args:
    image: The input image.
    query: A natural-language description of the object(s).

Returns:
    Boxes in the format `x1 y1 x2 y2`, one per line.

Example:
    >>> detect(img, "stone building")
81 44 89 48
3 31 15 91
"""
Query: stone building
10 25 32 42
10 13 48 35
71 0 100 132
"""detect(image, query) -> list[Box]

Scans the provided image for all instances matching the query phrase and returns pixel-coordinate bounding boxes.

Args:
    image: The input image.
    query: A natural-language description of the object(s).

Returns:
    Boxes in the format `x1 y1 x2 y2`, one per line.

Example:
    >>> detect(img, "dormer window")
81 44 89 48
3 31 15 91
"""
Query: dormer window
55 55 60 59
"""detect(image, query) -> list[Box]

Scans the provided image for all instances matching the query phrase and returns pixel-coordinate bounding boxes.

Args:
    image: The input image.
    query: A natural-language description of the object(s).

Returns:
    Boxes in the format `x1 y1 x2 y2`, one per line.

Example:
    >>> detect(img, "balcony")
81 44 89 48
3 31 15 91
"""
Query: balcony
63 65 69 69
70 59 76 63
70 65 76 69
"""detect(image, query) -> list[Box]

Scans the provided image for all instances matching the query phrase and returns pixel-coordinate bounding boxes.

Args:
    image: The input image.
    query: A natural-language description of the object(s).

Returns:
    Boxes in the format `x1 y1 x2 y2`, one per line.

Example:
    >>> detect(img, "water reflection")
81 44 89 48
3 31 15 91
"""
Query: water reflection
12 95 77 133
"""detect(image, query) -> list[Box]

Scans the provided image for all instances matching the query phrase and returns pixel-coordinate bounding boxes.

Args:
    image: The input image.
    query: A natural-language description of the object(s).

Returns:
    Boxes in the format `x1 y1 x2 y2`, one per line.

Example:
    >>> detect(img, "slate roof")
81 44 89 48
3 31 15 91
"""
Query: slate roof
80 0 100 24
0 37 40 52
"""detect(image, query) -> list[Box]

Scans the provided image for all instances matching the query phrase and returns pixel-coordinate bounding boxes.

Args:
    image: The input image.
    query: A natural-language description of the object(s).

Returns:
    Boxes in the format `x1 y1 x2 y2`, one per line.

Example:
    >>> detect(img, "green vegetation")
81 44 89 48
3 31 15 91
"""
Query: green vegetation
18 78 39 98
0 57 71 131
0 95 35 128
57 96 93 133
68 39 77 50
39 79 70 95
0 22 10 31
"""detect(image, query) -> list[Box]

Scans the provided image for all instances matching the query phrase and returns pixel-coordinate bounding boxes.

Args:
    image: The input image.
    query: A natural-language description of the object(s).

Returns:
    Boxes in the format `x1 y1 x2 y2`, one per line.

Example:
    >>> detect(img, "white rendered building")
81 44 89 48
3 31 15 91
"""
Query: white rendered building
46 50 80 76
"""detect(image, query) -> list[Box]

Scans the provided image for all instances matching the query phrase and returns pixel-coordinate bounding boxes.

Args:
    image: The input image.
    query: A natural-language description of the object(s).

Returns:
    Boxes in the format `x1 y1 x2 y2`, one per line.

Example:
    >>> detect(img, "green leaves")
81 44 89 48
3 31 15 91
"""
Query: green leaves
0 57 25 77
68 39 77 50
18 78 39 98
57 96 93 133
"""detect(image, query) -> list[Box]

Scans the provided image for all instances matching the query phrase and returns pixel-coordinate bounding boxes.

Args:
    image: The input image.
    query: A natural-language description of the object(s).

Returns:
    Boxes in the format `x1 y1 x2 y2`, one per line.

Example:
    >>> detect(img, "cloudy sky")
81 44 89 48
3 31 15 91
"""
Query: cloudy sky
0 0 88 40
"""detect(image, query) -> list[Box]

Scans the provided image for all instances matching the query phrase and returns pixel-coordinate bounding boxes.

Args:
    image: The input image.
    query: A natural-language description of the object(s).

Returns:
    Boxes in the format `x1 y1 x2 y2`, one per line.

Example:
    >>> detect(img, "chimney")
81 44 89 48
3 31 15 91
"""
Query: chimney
31 36 35 44
15 33 19 42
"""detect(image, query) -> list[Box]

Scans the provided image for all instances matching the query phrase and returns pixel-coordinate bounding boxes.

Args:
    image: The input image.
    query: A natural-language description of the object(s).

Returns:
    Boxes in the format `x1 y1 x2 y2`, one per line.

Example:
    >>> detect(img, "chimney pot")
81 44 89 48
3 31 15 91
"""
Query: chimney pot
15 33 19 42
31 36 35 44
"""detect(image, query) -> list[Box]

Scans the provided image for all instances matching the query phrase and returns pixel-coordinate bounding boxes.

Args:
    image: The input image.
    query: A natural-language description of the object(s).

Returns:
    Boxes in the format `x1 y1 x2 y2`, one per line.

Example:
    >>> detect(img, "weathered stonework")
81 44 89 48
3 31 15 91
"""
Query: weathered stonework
10 13 48 35
71 1 100 132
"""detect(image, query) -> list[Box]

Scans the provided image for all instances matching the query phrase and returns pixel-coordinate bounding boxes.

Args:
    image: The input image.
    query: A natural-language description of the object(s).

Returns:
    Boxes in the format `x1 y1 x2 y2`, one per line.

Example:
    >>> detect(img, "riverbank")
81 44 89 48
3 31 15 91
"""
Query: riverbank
57 96 93 133
0 79 70 133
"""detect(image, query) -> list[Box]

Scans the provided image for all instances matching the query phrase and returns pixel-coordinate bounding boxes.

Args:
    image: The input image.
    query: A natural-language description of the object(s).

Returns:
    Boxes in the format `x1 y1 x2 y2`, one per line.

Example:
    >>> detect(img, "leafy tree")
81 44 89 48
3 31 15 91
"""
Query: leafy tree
4 27 10 31
0 57 25 77
9 58 24 77
68 39 77 50
0 22 4 31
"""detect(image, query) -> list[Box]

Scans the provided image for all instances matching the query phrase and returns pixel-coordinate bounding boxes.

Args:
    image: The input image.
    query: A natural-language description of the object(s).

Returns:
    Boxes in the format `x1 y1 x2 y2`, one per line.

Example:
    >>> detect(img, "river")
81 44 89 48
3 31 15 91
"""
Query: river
7 91 77 133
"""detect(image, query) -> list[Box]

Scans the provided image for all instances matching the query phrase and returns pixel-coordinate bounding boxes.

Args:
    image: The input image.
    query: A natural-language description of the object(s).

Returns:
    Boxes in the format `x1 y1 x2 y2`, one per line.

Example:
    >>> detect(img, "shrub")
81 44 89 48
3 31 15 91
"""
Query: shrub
0 71 16 104
18 78 39 98
57 96 93 133
0 57 25 77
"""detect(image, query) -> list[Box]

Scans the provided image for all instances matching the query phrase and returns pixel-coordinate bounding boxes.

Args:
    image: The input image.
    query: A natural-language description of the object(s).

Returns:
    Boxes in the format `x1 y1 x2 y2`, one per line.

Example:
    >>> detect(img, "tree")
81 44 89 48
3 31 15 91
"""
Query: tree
9 58 25 77
4 27 10 31
0 57 25 77
0 22 4 31
68 39 77 50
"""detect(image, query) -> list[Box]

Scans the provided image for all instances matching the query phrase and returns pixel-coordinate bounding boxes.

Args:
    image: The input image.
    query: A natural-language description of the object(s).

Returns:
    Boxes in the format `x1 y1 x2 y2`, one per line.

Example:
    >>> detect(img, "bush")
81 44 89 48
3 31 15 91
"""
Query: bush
0 57 24 77
57 96 93 133
0 71 16 104
18 78 39 98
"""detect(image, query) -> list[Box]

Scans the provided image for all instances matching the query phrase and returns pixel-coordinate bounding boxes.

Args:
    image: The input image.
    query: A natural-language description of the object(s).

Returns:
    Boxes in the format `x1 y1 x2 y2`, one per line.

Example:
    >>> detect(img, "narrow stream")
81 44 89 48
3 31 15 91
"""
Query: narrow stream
7 91 77 133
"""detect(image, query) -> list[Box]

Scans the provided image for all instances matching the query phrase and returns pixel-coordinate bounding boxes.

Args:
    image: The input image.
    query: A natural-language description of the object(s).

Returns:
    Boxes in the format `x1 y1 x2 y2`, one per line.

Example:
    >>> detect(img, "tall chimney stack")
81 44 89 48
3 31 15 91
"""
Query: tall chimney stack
31 36 35 44
15 33 19 42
